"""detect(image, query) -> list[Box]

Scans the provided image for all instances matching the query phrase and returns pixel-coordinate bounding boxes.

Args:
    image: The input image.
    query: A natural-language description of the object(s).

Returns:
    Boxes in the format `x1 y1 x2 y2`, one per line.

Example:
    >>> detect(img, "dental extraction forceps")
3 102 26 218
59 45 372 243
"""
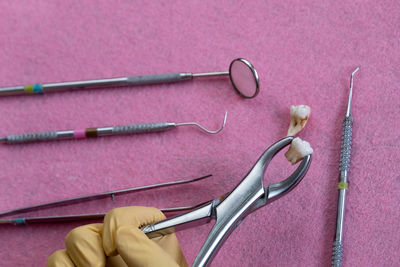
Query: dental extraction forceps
142 136 312 267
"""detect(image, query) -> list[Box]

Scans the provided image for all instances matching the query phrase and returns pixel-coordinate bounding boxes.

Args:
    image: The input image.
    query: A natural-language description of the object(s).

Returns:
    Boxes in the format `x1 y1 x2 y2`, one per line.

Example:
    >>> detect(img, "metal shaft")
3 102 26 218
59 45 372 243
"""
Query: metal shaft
332 66 359 267
192 71 229 78
0 73 193 96
0 71 231 97
0 112 227 144
0 174 212 218
0 122 176 144
0 200 214 226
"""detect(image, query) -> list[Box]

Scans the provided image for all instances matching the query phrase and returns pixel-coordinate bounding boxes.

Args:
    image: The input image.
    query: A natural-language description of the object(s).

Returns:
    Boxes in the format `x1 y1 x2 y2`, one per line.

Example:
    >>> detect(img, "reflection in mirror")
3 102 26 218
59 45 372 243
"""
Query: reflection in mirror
229 59 259 98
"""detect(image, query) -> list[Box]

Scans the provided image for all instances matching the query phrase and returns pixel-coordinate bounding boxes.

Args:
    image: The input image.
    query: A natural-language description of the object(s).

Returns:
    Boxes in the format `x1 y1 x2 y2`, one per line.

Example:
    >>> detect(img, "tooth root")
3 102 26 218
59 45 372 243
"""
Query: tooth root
287 105 310 136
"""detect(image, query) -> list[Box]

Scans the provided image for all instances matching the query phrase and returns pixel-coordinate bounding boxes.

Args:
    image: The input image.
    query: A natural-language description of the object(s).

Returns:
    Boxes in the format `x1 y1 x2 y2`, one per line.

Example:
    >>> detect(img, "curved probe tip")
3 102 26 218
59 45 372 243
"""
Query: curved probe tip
176 111 228 134
346 66 360 117
352 65 361 76
208 111 227 134
196 111 227 134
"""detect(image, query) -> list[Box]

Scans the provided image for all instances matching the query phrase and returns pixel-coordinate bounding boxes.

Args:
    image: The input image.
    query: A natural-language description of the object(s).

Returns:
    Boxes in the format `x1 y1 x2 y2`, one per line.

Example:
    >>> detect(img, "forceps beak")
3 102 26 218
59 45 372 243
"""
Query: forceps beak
259 136 312 202
192 136 312 266
267 153 311 202
245 136 312 211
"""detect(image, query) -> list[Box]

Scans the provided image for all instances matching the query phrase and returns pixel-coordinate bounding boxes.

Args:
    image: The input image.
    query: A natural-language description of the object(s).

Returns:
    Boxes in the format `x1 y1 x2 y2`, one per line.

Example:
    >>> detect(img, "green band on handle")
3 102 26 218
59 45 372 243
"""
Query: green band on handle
24 84 34 94
338 182 348 189
14 218 26 225
24 84 43 94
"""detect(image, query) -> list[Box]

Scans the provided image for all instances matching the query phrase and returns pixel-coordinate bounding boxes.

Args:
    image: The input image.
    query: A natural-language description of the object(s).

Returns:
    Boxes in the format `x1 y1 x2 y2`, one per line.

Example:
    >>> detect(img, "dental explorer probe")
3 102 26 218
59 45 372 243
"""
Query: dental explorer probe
332 66 360 267
0 112 227 144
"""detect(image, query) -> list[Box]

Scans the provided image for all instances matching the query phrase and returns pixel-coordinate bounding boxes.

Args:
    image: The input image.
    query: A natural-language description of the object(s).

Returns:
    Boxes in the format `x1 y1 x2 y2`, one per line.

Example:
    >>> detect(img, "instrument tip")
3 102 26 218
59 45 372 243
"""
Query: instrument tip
176 112 227 134
0 137 6 143
346 66 360 117
352 66 361 76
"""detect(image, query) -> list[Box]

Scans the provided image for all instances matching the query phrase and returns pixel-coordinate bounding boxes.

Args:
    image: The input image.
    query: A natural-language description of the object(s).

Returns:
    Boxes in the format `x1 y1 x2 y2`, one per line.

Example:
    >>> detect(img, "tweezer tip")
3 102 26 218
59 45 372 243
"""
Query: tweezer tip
0 137 6 143
191 174 213 182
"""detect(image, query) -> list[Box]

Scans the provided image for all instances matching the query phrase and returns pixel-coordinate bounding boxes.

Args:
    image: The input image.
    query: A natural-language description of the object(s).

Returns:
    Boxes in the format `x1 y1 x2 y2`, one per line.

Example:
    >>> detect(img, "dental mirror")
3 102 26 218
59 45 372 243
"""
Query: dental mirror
229 58 259 98
0 58 260 98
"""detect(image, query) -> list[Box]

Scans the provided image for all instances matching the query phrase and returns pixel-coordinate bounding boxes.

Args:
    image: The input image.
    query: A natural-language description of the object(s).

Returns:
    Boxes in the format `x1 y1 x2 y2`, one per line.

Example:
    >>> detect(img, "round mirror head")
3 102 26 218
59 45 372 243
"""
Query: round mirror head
229 58 259 98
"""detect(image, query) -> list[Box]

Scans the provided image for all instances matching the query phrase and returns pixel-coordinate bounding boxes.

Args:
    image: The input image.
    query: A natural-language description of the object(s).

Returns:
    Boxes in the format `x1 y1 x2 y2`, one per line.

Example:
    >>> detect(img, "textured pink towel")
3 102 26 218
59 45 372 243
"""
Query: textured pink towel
0 1 399 266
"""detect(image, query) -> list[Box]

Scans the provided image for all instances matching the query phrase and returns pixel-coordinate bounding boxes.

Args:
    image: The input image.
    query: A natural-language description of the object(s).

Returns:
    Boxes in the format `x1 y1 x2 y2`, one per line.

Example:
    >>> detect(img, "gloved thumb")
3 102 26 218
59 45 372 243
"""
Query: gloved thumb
115 225 180 267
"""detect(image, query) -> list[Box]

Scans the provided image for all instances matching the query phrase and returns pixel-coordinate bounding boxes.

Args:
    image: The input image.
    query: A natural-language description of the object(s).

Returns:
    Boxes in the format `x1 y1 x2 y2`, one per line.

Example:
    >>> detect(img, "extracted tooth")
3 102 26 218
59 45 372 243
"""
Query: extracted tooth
287 105 310 136
285 137 313 164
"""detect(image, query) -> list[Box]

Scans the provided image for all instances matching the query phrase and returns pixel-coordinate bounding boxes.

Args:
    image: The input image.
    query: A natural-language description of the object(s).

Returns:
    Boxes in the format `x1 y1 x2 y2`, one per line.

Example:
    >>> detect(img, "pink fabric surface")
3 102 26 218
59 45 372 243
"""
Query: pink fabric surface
0 1 399 266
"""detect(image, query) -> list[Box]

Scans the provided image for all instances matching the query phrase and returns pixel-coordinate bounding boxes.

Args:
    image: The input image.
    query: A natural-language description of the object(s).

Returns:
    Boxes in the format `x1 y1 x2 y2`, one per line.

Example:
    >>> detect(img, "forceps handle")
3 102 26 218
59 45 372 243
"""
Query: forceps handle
142 191 263 267
0 73 193 96
141 202 215 239
1 122 176 144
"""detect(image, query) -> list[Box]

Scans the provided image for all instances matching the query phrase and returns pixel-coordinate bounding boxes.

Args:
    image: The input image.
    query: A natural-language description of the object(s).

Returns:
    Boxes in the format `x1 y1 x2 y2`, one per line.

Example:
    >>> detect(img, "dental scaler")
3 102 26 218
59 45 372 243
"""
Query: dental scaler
332 66 360 267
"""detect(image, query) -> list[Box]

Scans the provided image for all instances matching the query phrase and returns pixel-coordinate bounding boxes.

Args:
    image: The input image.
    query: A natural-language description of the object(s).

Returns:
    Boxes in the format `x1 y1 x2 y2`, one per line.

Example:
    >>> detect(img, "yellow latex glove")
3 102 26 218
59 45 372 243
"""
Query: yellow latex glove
47 206 188 267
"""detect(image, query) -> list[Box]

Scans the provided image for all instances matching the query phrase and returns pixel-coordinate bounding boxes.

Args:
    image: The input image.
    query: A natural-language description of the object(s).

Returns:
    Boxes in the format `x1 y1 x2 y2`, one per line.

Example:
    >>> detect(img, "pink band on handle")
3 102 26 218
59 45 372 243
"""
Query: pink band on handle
74 129 86 139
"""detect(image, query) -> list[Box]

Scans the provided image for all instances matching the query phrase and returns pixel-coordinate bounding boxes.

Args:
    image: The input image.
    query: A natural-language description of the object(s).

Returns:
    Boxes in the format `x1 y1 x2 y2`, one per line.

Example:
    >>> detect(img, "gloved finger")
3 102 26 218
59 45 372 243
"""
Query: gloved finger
106 255 128 267
47 249 75 267
103 206 188 267
65 223 106 267
103 206 166 257
150 232 188 267
115 225 180 267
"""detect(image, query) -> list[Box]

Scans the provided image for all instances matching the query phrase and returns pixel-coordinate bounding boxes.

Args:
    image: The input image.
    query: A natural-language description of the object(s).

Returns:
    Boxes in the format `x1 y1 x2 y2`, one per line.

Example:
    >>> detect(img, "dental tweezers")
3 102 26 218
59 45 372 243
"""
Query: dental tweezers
0 174 213 224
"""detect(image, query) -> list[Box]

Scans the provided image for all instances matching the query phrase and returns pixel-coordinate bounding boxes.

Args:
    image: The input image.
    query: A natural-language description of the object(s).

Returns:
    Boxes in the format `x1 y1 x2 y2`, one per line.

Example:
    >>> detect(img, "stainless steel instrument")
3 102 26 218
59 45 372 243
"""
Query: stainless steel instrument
0 174 213 224
0 58 259 98
0 112 227 144
331 66 360 267
142 136 312 267
0 137 312 266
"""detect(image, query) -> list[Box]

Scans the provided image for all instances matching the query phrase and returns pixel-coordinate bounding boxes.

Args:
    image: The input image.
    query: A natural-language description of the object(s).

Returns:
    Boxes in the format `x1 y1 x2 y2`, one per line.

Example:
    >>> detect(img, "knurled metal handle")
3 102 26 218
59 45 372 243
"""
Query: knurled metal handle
339 116 353 172
5 131 58 143
332 240 343 267
112 122 175 134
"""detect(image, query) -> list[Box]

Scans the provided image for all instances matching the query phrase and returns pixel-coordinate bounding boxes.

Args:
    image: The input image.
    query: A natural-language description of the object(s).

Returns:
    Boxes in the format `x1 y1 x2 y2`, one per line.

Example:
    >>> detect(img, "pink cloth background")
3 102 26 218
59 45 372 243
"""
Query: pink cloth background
0 1 399 266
